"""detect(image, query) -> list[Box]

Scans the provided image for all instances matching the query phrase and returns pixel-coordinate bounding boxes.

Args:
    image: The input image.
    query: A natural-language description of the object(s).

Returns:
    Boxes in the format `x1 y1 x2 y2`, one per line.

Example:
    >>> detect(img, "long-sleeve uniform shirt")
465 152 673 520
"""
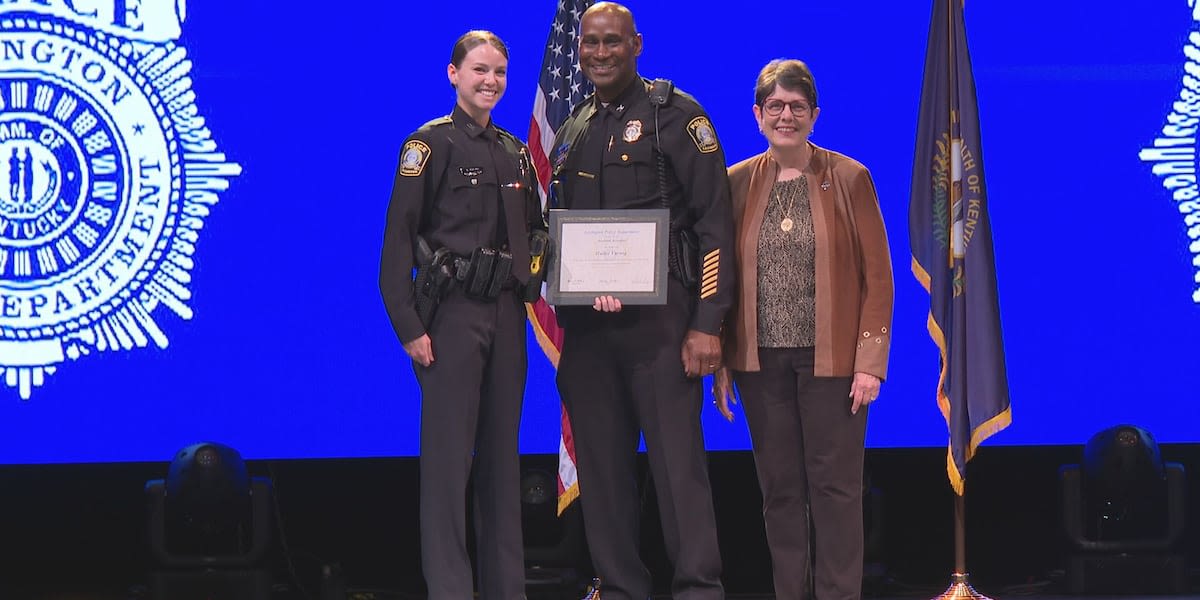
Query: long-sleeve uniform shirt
549 77 734 600
378 105 541 598
379 105 543 344
550 77 735 333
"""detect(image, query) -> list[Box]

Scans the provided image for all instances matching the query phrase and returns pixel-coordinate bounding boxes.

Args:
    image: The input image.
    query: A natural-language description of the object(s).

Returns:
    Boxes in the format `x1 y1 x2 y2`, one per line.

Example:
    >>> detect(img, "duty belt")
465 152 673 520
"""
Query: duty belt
447 246 517 300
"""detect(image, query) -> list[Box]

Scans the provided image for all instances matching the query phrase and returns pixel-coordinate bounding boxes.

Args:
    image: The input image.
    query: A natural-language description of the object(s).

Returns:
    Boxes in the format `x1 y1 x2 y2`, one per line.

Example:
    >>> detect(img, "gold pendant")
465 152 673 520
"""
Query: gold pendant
781 217 794 232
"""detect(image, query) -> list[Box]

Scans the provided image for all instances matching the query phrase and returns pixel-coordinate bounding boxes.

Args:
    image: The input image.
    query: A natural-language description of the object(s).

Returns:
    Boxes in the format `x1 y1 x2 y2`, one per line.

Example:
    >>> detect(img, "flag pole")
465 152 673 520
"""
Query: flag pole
932 0 990 598
912 0 1011 593
932 494 991 600
955 493 967 574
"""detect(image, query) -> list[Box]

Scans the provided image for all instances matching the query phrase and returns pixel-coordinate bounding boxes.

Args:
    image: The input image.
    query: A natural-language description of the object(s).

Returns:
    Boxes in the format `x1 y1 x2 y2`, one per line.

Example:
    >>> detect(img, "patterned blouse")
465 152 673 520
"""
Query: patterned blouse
756 175 816 348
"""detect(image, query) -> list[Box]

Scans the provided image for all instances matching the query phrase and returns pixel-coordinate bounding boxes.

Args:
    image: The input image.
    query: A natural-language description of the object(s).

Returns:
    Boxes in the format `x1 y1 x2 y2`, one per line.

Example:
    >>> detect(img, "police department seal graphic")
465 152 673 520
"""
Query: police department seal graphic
0 2 241 399
1140 1 1200 303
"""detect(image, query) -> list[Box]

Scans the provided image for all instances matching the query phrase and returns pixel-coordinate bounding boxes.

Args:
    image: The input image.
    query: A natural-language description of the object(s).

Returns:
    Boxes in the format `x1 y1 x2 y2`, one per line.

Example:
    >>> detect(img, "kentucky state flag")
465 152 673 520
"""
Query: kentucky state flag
910 0 1012 495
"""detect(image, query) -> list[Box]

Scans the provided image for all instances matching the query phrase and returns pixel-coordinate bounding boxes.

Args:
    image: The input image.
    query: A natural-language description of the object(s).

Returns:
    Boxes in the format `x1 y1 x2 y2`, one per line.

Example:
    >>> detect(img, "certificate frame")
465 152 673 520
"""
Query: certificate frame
546 208 670 305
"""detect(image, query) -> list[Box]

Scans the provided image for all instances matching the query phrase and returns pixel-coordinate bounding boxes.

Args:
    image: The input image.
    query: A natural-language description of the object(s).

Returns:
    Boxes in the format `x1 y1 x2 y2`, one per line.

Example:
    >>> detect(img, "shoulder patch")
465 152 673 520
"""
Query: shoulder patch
400 140 432 177
687 116 720 154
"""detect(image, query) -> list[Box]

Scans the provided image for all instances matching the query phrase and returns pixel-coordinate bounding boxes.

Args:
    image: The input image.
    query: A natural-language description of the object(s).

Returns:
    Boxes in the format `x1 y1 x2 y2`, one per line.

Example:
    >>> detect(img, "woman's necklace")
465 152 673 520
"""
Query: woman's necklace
778 179 799 232
775 153 809 232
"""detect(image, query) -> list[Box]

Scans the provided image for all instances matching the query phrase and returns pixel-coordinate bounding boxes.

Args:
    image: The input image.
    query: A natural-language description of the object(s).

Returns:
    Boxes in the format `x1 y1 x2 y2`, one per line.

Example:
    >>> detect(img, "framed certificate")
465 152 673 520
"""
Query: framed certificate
546 208 669 305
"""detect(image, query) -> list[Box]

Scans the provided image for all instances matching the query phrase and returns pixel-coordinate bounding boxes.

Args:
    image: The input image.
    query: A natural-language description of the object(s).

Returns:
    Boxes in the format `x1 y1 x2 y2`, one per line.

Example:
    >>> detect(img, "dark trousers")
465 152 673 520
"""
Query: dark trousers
734 347 867 600
557 281 723 600
415 290 527 600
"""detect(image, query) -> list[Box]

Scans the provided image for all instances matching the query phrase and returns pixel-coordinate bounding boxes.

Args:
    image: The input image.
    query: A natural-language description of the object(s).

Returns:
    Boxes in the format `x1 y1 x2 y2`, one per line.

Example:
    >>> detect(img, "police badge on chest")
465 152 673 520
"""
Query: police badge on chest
623 120 643 143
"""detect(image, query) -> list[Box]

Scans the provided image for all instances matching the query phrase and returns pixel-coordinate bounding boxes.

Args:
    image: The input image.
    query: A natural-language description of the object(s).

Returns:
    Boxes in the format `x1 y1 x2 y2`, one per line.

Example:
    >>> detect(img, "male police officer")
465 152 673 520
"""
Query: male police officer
550 4 734 599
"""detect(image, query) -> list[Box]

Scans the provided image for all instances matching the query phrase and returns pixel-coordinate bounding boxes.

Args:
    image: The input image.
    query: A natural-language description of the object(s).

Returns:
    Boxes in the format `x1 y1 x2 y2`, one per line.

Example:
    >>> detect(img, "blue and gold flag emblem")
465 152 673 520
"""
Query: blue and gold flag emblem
910 0 1012 495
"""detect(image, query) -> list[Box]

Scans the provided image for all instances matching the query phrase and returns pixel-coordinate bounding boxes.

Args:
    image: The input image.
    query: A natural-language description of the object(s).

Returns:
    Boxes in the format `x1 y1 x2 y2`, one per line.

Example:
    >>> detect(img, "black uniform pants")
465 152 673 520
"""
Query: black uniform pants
734 347 868 600
557 280 723 600
415 289 527 600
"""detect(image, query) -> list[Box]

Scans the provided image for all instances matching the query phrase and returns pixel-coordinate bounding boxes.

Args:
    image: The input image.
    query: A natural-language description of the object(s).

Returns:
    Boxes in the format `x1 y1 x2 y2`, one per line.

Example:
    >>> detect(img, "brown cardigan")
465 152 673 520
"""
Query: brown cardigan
724 144 893 379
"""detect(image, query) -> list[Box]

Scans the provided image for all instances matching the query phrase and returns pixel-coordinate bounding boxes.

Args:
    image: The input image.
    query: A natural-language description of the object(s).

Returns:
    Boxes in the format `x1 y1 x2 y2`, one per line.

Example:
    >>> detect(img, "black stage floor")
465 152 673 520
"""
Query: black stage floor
2 573 1198 600
3 447 1197 600
1 590 1199 600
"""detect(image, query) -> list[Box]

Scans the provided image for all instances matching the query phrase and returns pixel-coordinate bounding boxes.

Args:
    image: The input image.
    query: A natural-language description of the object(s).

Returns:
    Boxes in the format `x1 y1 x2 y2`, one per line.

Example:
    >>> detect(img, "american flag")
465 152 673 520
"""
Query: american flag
526 0 593 515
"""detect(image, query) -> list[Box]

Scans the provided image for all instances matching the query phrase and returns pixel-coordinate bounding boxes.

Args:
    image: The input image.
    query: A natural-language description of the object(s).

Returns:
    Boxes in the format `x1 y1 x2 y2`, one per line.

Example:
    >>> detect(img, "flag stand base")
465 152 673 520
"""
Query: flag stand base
933 573 992 600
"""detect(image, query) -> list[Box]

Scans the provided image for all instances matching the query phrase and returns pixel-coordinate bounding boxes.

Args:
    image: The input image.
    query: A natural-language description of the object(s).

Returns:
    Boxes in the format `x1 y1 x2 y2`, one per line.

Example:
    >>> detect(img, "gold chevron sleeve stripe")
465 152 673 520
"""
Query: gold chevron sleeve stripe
700 249 720 299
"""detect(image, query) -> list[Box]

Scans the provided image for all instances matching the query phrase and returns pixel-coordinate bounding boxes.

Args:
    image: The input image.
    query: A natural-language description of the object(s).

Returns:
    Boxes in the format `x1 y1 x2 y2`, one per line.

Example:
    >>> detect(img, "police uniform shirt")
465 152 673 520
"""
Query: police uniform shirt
551 77 735 334
379 105 541 343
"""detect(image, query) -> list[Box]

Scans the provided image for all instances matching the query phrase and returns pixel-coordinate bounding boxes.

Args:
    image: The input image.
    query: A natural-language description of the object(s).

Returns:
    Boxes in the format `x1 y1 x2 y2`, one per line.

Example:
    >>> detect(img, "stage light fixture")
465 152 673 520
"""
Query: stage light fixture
1081 424 1171 542
146 442 274 600
164 442 254 556
520 467 586 599
1060 424 1187 593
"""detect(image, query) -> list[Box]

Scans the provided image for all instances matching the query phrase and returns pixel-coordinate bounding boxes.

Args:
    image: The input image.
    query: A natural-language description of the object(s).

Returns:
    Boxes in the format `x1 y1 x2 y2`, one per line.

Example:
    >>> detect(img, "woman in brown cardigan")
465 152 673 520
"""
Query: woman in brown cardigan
713 59 893 600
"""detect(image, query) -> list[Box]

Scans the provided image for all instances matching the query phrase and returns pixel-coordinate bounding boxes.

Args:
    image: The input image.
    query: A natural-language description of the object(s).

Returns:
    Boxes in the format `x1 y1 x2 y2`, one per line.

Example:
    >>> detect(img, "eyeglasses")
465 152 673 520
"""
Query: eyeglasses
761 100 813 117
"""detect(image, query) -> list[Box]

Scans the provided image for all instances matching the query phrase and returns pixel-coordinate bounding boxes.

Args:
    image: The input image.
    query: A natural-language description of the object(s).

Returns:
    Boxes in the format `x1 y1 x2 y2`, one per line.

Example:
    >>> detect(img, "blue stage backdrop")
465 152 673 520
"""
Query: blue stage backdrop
0 1 1196 464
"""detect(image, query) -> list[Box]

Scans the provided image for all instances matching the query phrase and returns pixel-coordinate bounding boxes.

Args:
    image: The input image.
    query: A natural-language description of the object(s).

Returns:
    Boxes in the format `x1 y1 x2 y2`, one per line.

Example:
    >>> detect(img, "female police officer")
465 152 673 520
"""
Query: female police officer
378 30 543 600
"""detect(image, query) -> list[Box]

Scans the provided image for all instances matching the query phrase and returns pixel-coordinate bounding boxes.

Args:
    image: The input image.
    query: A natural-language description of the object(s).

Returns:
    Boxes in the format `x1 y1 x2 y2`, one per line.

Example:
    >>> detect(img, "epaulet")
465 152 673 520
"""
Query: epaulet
668 86 703 112
569 96 592 117
494 124 523 146
418 115 453 131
